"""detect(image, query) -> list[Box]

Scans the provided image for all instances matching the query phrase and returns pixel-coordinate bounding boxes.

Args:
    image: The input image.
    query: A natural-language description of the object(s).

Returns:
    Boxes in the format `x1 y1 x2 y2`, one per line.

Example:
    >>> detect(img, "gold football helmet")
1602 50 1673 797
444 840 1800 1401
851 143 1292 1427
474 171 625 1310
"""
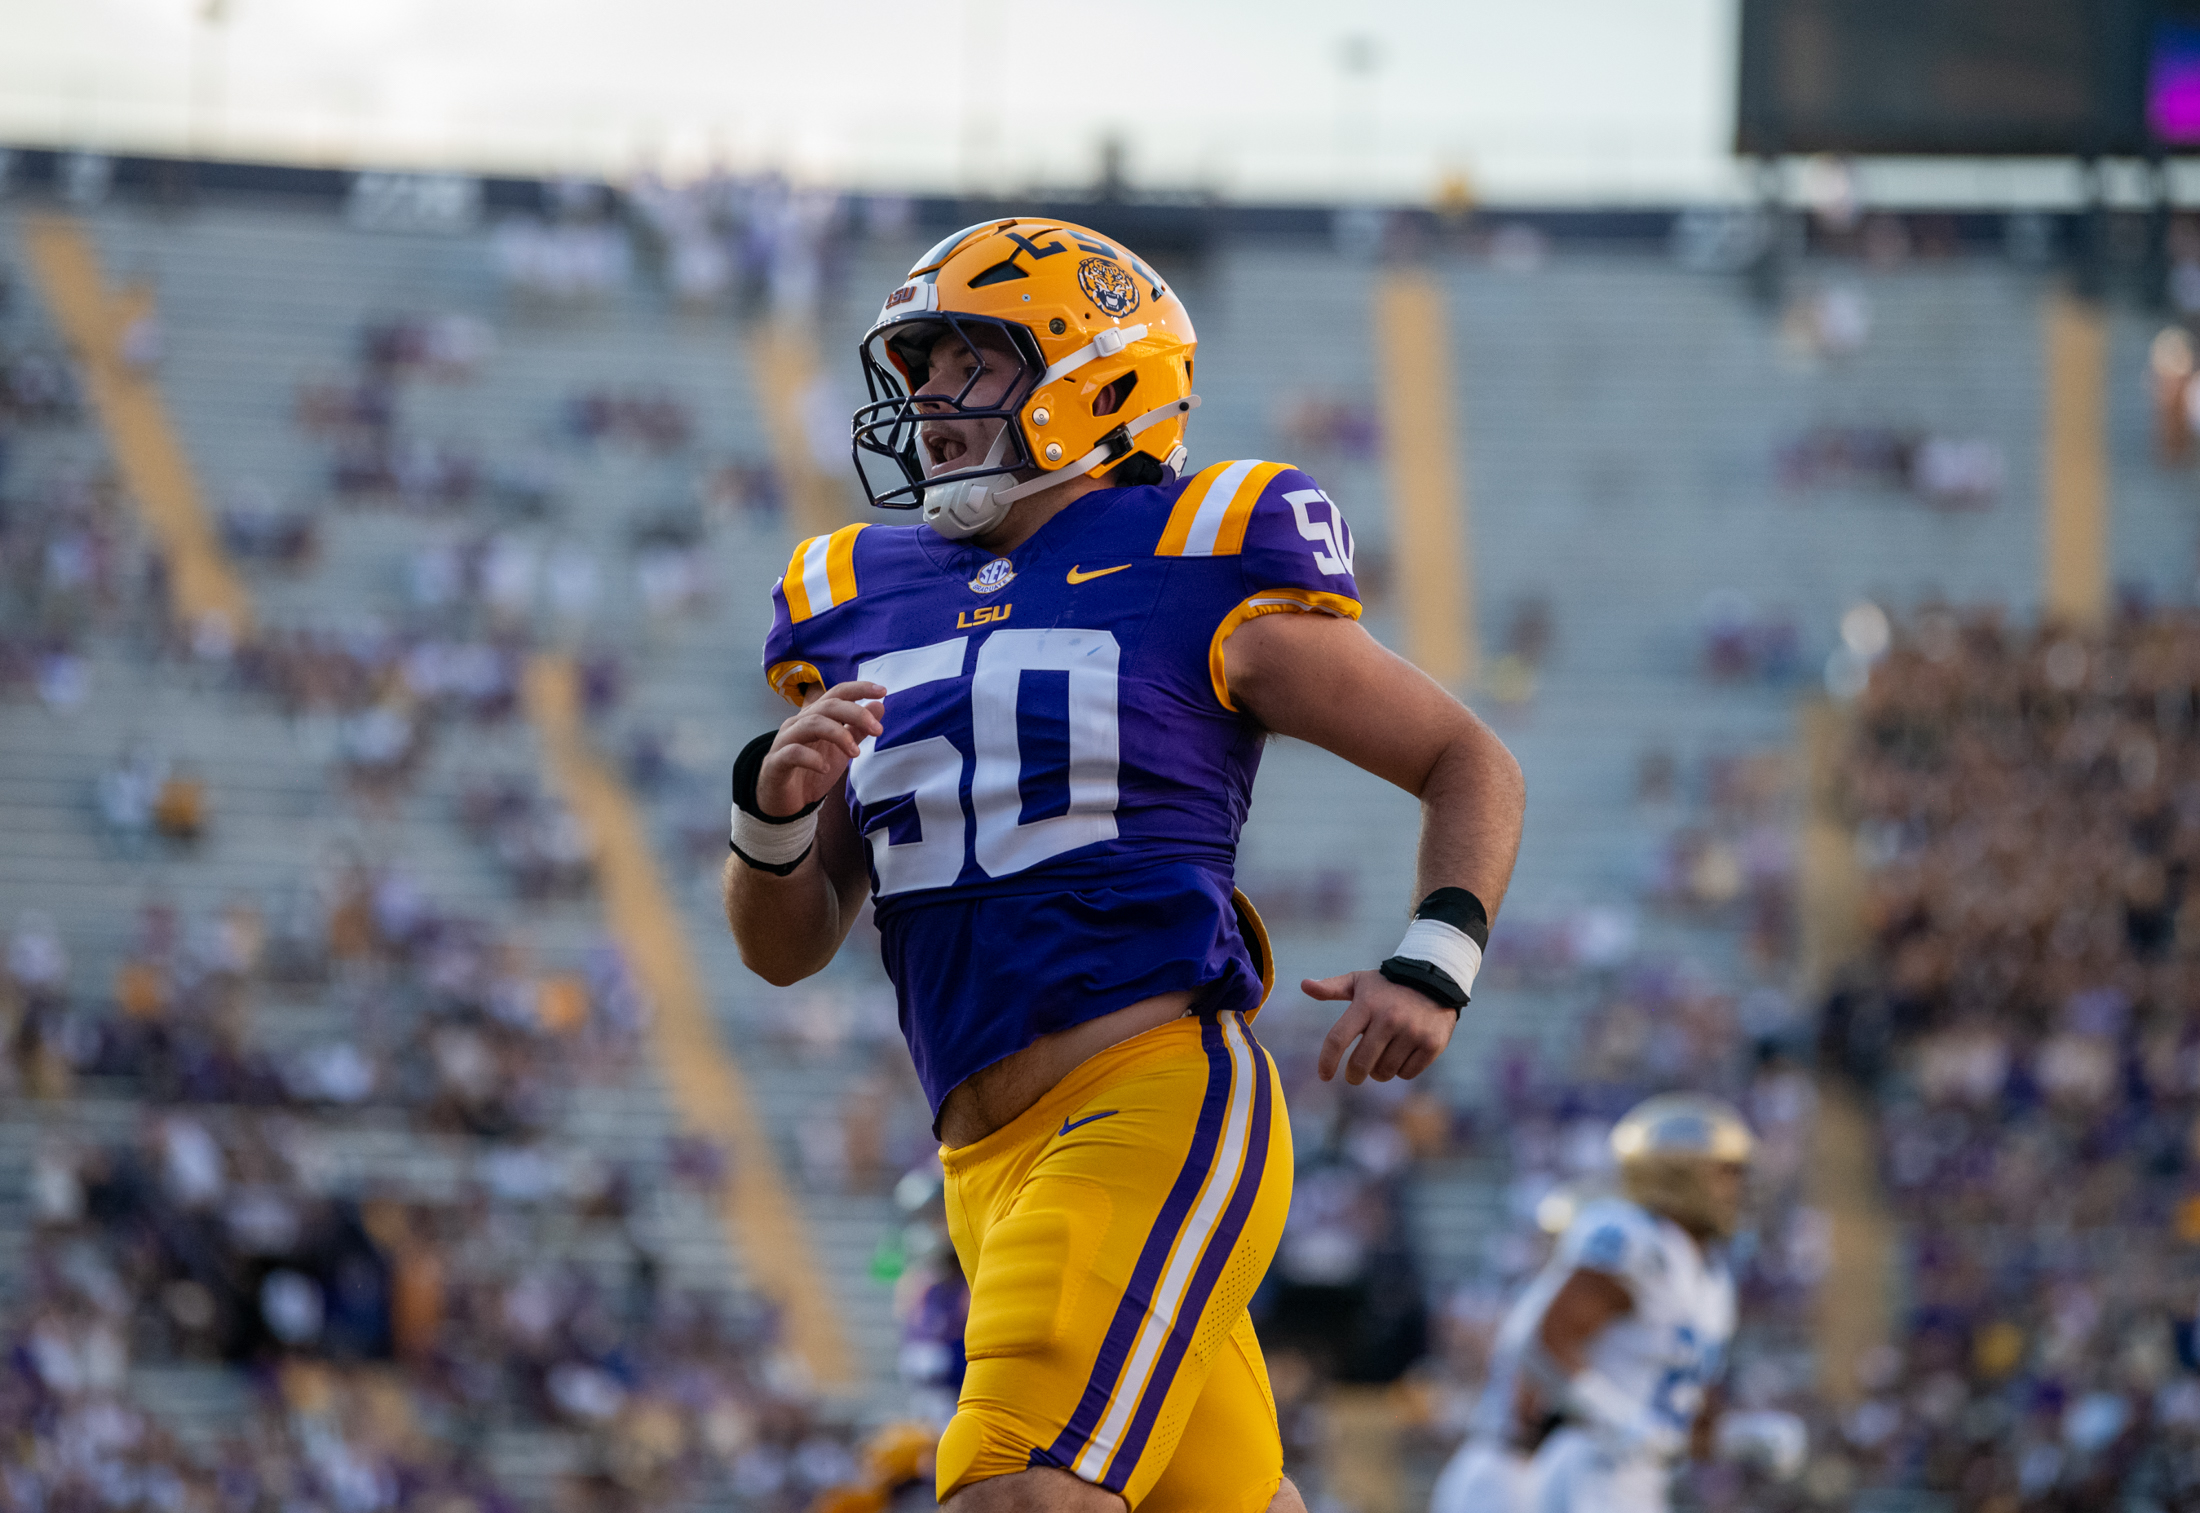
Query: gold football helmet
1610 1093 1754 1239
852 218 1198 537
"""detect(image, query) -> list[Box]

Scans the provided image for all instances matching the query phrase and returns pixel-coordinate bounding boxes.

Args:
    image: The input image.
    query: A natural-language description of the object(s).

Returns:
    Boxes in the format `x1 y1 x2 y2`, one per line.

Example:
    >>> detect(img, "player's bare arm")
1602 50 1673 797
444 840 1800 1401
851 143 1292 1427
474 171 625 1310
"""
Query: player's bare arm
1223 608 1525 1084
1493 1265 1631 1445
1537 1267 1634 1377
722 679 883 984
1690 1382 1727 1462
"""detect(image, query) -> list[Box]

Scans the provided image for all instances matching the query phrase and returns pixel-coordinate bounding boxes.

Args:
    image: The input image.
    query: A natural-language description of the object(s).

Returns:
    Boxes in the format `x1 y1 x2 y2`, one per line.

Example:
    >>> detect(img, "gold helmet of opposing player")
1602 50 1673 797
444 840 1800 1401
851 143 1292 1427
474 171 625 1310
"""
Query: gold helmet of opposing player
1610 1093 1754 1240
852 218 1198 538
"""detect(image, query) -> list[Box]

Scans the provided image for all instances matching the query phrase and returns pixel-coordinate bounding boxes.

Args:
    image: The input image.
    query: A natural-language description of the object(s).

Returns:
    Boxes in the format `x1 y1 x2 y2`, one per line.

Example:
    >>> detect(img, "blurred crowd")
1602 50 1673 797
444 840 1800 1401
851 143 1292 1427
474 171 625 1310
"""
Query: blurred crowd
0 449 149 713
1697 588 1805 686
1778 424 2006 509
1 873 878 1510
474 170 882 317
1823 605 2200 1511
30 190 2151 1511
0 250 897 1506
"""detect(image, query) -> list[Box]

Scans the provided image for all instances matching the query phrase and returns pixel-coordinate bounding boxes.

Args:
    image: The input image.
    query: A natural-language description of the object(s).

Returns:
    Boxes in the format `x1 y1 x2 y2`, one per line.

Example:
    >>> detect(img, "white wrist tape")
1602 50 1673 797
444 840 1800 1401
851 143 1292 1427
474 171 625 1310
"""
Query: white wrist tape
730 802 819 867
1393 917 1484 999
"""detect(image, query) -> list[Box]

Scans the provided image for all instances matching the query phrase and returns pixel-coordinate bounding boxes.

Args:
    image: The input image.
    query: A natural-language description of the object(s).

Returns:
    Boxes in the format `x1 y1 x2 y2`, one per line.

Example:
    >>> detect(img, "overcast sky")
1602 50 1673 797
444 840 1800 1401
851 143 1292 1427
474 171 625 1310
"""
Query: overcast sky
0 0 1742 201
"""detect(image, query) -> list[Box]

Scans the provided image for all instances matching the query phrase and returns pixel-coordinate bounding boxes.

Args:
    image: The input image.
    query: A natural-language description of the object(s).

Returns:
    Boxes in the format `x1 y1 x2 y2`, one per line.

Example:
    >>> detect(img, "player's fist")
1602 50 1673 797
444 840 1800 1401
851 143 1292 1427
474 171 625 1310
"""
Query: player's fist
1305 970 1457 1084
759 680 886 815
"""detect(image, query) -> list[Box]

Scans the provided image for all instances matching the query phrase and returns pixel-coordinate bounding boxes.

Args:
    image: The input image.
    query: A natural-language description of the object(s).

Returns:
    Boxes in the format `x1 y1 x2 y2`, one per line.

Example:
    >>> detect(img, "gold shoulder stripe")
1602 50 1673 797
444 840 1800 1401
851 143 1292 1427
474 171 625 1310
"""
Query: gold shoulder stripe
780 536 823 622
1208 462 1289 556
1155 460 1291 558
781 523 870 624
1156 462 1236 556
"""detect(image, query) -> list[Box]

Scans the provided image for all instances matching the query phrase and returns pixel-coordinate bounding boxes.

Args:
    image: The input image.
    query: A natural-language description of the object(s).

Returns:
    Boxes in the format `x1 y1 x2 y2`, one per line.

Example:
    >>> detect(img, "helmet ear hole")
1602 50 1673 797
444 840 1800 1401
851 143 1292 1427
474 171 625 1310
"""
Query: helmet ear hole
1091 372 1137 418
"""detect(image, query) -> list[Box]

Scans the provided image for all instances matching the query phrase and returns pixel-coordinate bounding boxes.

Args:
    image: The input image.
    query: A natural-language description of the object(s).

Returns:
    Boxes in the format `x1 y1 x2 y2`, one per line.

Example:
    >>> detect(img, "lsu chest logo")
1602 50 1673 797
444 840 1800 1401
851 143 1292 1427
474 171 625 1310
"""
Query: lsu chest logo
1077 257 1140 318
969 559 1015 594
956 602 1012 628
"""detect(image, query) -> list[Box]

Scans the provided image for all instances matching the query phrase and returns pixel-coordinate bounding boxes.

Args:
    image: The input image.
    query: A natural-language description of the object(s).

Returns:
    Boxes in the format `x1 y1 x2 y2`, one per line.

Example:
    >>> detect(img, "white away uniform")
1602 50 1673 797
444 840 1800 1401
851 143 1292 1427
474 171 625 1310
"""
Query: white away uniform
1430 1198 1734 1513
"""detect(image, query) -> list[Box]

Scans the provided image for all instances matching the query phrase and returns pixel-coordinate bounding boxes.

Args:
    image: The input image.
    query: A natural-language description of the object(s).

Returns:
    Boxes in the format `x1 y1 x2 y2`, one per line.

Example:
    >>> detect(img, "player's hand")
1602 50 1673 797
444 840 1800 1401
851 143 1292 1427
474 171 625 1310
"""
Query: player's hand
759 680 886 815
1304 970 1457 1084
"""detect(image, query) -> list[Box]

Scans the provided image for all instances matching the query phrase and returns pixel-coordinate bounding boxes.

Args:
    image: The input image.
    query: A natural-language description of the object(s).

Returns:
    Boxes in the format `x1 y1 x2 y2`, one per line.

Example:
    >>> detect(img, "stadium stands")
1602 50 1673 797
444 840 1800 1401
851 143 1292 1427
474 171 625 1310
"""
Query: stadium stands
5 176 2200 1508
1817 609 2200 1510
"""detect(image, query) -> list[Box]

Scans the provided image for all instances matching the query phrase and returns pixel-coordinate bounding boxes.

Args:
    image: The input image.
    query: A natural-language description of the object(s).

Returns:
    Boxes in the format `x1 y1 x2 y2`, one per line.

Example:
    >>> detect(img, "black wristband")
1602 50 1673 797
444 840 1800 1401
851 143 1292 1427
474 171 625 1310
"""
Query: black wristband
1414 886 1490 949
1376 887 1490 1012
730 729 822 826
730 840 814 876
1378 956 1468 1012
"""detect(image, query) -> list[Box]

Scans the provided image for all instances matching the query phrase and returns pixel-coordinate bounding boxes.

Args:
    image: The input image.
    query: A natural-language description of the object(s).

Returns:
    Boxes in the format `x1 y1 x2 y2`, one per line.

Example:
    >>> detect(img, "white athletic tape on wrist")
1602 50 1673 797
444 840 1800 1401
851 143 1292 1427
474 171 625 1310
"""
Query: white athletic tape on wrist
1393 917 1484 998
730 803 819 866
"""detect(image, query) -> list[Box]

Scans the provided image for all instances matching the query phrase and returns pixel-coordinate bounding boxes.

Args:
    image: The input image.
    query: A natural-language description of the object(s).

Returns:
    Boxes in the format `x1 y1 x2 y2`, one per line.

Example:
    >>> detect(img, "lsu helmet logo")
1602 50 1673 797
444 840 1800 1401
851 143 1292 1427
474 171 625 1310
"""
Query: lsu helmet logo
1077 257 1140 318
969 559 1016 594
874 279 938 329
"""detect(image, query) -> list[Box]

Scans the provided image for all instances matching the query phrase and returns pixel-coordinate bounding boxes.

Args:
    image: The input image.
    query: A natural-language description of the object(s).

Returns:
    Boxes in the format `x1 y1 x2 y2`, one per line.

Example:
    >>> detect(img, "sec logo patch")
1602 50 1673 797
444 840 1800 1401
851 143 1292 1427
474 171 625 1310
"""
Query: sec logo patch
1077 256 1140 318
969 559 1016 594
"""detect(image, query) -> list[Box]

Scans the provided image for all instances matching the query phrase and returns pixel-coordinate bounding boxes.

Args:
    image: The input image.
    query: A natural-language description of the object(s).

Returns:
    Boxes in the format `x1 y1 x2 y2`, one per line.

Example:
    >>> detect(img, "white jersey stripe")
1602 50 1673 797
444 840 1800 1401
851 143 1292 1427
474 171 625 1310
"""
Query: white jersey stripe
1244 594 1352 616
1178 458 1262 557
799 534 836 615
1074 1013 1259 1480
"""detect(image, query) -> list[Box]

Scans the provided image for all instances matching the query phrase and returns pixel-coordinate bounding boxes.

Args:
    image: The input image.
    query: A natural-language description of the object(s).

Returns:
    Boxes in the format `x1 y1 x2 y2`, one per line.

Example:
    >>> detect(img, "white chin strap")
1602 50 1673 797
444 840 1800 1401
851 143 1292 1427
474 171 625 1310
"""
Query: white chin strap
921 396 1199 541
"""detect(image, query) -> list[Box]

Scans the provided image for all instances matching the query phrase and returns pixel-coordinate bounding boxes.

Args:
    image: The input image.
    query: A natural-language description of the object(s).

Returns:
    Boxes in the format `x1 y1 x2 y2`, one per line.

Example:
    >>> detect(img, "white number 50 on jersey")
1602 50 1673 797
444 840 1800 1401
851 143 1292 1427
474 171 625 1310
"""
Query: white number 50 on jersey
848 629 1120 896
1286 487 1354 576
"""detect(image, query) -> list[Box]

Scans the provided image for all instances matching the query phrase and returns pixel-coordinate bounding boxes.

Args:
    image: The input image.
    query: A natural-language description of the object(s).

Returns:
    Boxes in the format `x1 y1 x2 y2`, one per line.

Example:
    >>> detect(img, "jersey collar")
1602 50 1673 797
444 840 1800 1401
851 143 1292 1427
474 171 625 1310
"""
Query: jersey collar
916 482 1127 580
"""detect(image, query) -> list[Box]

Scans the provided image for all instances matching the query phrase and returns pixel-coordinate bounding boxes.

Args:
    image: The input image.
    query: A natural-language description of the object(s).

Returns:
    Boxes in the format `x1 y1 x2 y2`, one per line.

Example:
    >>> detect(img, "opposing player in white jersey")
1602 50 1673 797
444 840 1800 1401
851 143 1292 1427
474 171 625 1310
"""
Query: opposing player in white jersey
1430 1095 1804 1513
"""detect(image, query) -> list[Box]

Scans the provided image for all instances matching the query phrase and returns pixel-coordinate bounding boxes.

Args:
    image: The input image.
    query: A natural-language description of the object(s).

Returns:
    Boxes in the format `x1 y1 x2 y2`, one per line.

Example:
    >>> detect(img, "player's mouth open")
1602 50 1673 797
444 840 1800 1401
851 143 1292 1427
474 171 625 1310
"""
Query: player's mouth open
924 431 969 469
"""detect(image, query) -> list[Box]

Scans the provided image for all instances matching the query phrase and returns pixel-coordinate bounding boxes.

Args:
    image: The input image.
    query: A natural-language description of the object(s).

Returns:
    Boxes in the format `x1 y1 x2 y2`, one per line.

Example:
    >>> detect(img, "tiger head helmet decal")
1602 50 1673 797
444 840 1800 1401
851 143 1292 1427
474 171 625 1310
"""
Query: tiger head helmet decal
1077 256 1141 318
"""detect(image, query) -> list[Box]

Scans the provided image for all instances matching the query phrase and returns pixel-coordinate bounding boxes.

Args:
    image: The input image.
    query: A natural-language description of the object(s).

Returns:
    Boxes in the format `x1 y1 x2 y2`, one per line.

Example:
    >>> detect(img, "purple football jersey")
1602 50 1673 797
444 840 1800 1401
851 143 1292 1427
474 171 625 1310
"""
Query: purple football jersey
761 459 1360 1113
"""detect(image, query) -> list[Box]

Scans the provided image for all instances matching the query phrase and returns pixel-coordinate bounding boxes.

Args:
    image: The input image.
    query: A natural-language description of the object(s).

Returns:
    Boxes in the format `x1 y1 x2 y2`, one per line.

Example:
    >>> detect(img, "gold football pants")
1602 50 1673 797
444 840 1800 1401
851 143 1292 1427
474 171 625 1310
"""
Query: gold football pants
936 1010 1294 1509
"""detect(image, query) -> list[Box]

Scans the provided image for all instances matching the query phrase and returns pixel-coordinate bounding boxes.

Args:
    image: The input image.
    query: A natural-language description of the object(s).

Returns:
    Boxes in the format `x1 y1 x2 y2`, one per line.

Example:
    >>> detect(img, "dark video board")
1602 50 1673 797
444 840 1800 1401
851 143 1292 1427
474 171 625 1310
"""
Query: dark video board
1735 0 2200 156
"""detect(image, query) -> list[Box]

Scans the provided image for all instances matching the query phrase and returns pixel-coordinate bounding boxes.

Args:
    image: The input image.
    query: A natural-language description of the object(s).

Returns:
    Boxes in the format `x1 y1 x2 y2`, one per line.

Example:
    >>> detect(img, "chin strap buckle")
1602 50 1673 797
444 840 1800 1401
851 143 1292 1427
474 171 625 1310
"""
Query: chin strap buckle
922 395 1201 541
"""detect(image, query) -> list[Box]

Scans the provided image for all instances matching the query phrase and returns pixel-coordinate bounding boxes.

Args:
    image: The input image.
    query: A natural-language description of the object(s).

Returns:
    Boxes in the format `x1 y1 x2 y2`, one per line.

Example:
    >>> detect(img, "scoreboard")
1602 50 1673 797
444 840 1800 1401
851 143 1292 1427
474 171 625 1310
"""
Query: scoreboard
1736 0 2200 156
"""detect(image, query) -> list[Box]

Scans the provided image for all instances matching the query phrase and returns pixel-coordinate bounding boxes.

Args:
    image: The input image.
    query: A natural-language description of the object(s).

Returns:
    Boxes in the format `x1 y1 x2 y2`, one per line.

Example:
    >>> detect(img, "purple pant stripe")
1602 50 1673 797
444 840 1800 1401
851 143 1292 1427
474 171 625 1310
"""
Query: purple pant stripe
1101 1034 1276 1489
1043 1016 1234 1468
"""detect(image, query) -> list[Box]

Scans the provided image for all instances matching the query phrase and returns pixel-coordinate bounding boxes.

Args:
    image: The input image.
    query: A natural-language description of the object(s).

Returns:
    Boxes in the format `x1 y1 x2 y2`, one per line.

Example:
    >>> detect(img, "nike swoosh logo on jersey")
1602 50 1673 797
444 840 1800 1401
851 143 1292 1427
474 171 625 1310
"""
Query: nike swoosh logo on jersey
1066 563 1132 584
1058 1110 1120 1136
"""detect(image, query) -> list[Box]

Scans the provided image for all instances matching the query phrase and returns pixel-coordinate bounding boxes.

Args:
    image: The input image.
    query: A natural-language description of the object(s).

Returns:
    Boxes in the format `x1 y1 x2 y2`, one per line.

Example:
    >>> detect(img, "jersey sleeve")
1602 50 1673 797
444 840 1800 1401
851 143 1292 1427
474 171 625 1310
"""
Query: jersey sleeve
1557 1199 1670 1302
761 574 818 708
1235 466 1361 608
762 527 845 708
1190 464 1362 710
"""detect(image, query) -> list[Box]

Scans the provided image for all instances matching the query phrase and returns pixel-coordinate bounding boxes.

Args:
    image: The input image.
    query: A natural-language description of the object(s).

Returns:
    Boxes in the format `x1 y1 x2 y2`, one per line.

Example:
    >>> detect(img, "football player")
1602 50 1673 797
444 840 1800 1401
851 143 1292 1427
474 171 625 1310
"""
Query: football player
1428 1095 1805 1513
724 219 1526 1513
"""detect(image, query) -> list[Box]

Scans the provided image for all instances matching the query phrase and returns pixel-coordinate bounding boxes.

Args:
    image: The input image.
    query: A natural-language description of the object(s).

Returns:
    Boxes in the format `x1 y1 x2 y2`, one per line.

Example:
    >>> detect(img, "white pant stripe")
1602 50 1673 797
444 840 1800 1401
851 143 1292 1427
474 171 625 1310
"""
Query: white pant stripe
1074 1013 1259 1481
